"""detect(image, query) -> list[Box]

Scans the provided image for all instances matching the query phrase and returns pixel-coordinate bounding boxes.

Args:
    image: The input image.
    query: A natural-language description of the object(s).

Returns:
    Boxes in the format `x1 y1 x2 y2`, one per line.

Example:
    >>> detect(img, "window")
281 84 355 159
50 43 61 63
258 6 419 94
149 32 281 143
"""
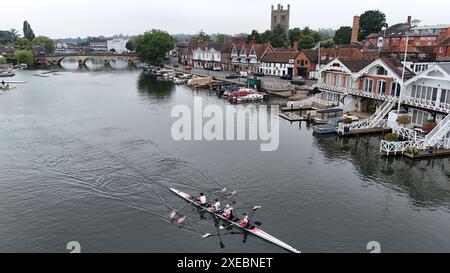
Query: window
377 80 387 94
345 76 352 88
300 60 305 66
336 75 342 87
390 82 401 97
326 74 333 85
377 67 388 76
441 89 450 104
363 78 374 92
411 109 429 126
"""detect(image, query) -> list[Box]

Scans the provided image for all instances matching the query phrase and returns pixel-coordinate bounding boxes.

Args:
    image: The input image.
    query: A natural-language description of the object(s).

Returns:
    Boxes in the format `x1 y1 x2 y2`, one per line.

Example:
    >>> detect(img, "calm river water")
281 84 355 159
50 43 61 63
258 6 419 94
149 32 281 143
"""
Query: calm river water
1 69 449 253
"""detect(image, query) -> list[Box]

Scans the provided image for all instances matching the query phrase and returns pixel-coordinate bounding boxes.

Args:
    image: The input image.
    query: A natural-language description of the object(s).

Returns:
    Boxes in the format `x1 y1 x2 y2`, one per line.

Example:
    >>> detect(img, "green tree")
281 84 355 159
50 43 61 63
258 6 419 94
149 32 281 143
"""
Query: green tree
23 21 35 41
13 49 34 66
334 26 352 45
125 40 134 51
246 30 261 43
0 56 6 64
192 29 212 43
359 10 388 40
215 34 227 44
321 39 335 48
14 37 32 50
0 30 16 45
9 28 20 39
298 35 316 49
269 25 289 48
288 27 302 46
134 29 175 66
32 36 55 54
260 30 272 44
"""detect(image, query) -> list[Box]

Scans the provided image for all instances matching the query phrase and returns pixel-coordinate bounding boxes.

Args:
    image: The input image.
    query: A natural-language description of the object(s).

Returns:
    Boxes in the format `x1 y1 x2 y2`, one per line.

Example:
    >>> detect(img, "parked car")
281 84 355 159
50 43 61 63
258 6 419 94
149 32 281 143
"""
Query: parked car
225 73 239 79
252 72 265 77
239 71 248 78
184 66 193 71
213 66 223 71
280 74 292 80
290 76 306 86
173 63 180 68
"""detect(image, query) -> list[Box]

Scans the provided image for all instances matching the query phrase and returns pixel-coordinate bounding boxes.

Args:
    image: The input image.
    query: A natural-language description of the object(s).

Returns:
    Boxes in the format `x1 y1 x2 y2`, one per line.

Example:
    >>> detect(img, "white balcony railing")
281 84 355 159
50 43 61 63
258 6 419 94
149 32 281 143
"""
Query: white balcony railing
401 96 450 114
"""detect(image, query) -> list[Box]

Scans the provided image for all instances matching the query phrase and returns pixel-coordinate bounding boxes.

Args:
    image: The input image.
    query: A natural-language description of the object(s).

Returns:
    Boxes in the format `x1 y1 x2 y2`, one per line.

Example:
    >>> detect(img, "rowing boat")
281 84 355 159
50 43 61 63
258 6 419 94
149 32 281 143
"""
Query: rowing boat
170 188 301 253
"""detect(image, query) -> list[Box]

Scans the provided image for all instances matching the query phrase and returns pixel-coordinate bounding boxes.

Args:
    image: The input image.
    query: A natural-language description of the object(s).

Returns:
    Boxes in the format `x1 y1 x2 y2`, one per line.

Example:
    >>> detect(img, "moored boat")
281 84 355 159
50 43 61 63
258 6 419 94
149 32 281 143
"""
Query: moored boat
228 88 264 103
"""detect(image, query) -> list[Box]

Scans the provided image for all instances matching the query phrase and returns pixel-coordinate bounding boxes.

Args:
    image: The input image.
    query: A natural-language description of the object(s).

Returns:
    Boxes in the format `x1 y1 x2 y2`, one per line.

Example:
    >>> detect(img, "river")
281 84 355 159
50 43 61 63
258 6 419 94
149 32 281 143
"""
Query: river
0 69 449 253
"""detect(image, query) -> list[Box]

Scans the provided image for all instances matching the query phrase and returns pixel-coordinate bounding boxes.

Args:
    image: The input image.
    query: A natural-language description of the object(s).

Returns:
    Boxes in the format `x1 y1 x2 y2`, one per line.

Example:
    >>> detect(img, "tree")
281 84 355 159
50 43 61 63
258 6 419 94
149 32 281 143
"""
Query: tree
298 35 316 49
9 28 20 39
134 29 175 66
14 37 32 50
359 10 388 40
334 26 352 45
321 39 335 48
0 56 6 65
192 29 212 43
288 27 302 46
0 30 16 45
269 25 289 48
23 21 35 41
215 34 227 44
125 40 134 51
246 30 261 43
32 36 55 54
13 49 34 66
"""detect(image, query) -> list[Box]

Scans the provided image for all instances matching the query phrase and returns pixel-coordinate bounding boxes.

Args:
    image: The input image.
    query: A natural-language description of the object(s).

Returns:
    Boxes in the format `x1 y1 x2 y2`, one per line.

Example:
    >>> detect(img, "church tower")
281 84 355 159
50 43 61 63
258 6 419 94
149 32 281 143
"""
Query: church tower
271 4 290 35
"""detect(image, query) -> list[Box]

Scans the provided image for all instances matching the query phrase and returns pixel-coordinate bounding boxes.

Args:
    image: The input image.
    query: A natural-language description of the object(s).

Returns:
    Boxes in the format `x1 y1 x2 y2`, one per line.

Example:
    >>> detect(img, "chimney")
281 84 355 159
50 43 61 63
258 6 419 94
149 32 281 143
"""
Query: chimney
292 41 298 51
407 16 412 26
278 3 281 10
351 15 360 44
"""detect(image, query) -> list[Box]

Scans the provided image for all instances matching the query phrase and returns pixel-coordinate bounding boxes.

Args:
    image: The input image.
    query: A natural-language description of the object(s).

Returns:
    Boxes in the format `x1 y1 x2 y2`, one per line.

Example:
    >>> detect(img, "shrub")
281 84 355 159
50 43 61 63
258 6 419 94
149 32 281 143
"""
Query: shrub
384 133 399 142
422 121 436 134
342 118 353 124
405 147 420 155
396 115 411 125
0 56 6 65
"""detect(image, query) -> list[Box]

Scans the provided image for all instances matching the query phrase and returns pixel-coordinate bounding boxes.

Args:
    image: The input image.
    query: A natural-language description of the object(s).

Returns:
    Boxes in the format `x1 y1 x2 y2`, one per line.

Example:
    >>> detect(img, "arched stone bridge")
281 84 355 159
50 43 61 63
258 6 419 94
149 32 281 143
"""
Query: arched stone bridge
36 53 140 65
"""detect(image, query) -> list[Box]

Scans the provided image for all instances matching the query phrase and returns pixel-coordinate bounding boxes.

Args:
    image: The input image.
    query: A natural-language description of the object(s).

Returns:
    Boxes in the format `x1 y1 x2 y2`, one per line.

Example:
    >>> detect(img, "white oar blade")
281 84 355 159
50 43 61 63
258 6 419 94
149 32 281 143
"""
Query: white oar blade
169 210 177 219
220 187 227 193
219 225 225 230
253 206 262 211
202 233 211 238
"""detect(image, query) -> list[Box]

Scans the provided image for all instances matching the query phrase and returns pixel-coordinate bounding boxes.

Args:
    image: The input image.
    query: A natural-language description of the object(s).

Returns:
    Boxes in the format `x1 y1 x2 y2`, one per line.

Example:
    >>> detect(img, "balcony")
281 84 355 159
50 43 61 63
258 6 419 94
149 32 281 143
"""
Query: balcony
314 83 396 102
401 96 450 114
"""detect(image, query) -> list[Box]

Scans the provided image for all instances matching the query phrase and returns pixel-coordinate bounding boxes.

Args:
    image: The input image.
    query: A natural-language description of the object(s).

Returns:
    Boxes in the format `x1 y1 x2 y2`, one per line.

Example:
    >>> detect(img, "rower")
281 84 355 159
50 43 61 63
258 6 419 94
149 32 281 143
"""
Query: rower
211 199 221 212
196 192 207 206
237 213 249 228
222 204 232 219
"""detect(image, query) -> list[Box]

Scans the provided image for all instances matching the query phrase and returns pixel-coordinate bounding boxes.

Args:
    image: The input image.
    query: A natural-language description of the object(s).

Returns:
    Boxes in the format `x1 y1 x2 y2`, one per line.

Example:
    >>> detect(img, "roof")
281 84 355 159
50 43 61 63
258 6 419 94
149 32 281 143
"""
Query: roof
338 58 375 72
368 23 411 39
436 37 450 46
261 51 299 63
439 63 450 75
380 58 415 79
302 49 318 62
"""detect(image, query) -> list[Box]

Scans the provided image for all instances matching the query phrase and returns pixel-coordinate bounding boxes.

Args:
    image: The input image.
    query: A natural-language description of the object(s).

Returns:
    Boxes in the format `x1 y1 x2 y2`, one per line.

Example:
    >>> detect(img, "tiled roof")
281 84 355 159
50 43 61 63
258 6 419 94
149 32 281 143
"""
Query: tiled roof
436 37 450 46
302 49 318 62
338 58 375 72
261 51 299 63
381 58 415 79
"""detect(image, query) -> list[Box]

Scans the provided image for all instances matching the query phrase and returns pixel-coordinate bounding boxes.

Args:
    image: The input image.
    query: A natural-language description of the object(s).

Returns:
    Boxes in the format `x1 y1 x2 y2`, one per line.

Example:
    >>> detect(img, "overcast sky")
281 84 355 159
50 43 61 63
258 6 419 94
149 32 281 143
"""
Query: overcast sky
2 0 449 38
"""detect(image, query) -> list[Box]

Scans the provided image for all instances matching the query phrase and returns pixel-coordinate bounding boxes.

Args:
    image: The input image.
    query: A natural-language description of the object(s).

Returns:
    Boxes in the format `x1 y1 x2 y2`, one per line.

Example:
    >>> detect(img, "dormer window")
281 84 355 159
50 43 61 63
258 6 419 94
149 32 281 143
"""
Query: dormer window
377 66 388 76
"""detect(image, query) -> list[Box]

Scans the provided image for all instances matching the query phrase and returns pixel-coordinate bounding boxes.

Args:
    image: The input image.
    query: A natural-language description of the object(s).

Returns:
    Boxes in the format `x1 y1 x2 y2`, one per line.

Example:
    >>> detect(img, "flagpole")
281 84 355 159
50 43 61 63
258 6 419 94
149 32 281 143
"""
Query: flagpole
317 41 321 80
397 35 409 113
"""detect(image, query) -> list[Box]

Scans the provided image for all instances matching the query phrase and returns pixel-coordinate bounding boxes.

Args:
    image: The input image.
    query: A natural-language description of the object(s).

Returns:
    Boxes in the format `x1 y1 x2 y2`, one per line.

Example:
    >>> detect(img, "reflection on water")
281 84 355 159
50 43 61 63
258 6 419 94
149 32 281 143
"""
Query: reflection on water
60 58 80 70
313 133 450 209
137 73 175 100
85 58 105 71
109 58 129 70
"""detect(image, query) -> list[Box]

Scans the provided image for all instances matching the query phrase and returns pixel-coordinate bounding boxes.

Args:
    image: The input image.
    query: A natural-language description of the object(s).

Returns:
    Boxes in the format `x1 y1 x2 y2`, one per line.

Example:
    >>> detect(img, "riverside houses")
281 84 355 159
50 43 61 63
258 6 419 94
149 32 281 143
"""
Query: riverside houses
230 41 274 73
260 51 299 77
192 44 234 70
315 57 413 113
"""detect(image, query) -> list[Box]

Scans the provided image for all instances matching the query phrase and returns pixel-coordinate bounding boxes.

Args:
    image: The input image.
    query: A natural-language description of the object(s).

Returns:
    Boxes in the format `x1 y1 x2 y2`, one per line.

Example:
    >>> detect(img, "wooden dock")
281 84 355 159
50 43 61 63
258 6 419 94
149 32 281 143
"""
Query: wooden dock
277 112 311 122
281 106 316 112
340 127 391 136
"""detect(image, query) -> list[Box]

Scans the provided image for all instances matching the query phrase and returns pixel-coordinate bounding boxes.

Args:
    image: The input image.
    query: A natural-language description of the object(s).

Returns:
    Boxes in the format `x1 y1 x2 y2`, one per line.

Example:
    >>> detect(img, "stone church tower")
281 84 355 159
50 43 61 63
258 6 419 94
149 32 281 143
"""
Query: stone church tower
271 4 290 35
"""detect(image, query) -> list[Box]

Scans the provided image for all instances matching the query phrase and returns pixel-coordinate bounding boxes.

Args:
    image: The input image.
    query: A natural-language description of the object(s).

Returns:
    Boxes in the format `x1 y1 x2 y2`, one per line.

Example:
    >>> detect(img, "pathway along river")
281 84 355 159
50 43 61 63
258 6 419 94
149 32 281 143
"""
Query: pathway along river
1 69 450 253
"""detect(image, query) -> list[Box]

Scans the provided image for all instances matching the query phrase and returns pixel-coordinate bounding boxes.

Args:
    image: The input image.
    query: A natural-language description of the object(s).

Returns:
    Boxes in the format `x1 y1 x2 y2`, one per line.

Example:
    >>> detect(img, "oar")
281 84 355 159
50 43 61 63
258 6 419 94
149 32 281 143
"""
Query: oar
248 206 262 223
